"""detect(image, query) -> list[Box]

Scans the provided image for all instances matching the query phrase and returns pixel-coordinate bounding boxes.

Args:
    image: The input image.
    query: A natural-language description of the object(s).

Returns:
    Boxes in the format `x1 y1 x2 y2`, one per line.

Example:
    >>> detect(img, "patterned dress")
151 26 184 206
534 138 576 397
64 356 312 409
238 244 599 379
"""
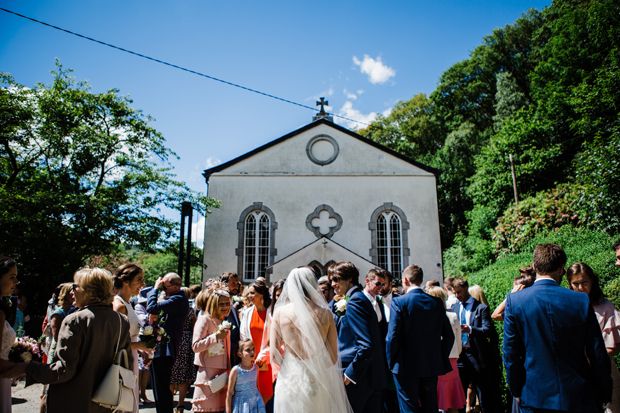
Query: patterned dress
232 364 266 413
171 308 197 384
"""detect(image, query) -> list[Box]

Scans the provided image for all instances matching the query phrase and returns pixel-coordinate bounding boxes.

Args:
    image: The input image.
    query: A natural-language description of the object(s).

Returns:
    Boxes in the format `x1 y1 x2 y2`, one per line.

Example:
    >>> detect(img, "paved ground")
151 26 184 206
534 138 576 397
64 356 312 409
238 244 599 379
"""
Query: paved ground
11 380 194 413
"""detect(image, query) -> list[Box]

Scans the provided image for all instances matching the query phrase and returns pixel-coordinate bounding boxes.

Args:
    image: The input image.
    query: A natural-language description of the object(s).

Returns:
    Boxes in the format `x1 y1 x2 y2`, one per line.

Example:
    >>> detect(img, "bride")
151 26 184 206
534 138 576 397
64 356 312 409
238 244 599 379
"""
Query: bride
270 267 353 413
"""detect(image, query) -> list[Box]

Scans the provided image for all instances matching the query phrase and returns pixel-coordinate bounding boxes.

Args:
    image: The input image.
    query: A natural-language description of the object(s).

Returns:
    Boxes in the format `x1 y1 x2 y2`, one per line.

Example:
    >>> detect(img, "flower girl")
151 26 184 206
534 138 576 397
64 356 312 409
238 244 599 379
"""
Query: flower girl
226 339 266 413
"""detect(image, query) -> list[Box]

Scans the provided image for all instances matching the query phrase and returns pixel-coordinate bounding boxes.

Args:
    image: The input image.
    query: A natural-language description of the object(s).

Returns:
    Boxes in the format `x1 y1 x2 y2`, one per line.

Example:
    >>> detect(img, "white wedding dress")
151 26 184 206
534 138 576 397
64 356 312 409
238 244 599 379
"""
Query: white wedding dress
1 319 17 413
270 268 353 413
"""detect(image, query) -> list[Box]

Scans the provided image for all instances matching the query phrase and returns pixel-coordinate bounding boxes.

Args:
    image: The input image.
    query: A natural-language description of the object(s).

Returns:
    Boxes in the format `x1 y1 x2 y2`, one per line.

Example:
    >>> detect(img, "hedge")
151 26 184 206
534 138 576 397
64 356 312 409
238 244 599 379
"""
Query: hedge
465 226 619 411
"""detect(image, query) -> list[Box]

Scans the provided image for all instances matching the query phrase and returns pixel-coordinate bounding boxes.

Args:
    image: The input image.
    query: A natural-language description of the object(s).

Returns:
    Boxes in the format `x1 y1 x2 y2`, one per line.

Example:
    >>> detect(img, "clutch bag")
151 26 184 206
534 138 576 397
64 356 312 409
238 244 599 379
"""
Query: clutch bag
208 371 229 393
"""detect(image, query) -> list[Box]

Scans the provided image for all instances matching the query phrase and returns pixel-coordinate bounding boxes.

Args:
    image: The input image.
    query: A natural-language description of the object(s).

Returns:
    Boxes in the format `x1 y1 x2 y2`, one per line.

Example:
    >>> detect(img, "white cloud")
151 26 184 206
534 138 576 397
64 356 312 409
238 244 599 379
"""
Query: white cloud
352 55 395 84
357 90 364 95
338 101 379 128
205 156 222 168
343 89 357 100
382 107 393 117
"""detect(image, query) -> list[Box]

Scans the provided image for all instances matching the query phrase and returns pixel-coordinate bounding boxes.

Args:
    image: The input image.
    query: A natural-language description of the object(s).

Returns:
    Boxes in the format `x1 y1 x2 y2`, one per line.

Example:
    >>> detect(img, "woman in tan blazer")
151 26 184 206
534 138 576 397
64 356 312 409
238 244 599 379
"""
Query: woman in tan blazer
192 288 231 413
0 268 133 413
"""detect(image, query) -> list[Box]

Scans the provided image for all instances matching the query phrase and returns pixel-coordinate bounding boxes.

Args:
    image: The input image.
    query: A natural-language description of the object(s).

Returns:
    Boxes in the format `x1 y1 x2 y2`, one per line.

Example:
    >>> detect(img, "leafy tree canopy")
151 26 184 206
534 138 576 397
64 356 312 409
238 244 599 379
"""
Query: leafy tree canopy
0 62 217 307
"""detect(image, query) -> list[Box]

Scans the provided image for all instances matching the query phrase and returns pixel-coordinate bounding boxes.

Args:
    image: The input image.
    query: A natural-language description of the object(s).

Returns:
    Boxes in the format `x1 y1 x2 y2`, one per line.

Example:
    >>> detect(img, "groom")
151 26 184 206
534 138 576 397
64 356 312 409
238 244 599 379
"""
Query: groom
330 261 388 413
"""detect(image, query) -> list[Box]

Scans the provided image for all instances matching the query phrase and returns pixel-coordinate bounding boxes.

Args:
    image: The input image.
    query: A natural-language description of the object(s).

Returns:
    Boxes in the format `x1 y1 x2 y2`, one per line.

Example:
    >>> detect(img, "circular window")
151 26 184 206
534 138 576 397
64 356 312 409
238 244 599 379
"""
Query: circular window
306 134 339 166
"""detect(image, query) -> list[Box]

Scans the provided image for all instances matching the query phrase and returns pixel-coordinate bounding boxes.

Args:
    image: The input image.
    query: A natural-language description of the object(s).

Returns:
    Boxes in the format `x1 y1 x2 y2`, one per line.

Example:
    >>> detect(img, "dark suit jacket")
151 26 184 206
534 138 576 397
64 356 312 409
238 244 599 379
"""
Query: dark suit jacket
451 298 496 371
337 287 388 391
226 303 241 366
503 279 612 411
387 288 453 378
146 288 189 360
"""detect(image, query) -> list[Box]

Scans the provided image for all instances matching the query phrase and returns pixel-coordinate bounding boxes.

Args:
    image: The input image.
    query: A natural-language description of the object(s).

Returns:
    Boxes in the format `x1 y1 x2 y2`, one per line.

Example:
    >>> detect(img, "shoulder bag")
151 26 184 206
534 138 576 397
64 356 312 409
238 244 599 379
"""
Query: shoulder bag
92 312 137 412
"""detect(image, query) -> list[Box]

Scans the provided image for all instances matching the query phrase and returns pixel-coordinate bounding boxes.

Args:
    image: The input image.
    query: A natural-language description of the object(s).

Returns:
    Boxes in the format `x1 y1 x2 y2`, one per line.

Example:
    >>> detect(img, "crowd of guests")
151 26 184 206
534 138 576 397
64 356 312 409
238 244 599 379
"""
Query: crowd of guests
0 238 618 413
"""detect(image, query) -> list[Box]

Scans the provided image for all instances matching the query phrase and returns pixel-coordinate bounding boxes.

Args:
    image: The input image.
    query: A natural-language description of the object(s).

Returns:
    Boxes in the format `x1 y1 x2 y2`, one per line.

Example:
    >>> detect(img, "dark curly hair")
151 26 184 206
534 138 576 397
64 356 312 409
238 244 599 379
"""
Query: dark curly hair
249 280 271 308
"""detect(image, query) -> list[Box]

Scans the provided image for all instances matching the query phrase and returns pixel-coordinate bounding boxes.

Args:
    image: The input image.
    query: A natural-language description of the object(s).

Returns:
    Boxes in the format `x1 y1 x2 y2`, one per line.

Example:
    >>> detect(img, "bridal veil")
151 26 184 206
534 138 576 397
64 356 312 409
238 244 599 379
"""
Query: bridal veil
270 267 353 413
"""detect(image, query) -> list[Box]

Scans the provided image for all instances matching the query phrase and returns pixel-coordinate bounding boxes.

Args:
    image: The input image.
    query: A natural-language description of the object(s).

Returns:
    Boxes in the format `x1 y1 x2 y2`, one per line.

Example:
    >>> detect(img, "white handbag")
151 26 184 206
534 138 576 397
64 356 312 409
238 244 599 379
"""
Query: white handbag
92 313 137 412
208 371 229 394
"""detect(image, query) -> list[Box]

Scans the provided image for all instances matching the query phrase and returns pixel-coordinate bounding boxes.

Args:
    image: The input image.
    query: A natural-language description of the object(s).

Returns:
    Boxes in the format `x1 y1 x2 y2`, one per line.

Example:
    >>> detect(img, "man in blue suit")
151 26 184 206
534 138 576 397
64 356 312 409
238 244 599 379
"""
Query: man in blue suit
147 273 189 413
386 264 454 413
330 261 389 413
451 278 501 413
503 243 612 413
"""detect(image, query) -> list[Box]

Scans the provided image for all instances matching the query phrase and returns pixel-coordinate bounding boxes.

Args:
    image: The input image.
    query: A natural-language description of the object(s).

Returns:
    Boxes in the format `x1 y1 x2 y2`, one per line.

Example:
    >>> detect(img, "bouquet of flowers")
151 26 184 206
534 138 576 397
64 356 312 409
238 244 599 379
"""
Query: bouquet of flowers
231 295 244 310
9 336 43 363
139 311 169 349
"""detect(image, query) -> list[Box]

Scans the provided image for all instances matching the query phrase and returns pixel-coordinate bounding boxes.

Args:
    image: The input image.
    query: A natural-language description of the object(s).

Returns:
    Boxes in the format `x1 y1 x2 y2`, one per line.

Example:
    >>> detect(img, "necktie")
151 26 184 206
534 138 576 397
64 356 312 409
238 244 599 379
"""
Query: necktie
460 304 469 345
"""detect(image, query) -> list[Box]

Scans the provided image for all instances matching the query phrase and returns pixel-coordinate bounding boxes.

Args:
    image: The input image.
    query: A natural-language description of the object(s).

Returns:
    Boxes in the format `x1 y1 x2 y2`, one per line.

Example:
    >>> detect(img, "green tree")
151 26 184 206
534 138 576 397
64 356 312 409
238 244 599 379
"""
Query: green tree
0 63 217 310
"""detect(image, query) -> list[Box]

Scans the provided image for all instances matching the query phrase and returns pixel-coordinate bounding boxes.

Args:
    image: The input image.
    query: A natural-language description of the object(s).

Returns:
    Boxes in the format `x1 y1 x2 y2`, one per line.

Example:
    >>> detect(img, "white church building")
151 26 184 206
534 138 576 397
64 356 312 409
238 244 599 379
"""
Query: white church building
202 114 443 285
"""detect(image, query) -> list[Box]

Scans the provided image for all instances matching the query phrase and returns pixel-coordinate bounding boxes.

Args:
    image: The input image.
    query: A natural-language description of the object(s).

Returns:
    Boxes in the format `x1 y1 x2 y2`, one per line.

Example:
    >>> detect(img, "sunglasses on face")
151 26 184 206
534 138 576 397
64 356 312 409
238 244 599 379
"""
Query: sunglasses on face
372 280 385 287
72 283 79 291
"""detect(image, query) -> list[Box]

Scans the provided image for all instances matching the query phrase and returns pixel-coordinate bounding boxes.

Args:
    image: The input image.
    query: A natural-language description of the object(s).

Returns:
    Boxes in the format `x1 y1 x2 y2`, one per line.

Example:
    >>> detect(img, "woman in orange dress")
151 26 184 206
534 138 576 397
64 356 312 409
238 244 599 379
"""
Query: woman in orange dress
240 281 273 411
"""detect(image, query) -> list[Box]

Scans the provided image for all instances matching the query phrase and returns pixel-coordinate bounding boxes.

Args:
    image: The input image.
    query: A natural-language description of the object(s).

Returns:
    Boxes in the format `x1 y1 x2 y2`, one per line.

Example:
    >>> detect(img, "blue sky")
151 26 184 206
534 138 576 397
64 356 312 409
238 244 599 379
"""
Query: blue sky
1 0 550 245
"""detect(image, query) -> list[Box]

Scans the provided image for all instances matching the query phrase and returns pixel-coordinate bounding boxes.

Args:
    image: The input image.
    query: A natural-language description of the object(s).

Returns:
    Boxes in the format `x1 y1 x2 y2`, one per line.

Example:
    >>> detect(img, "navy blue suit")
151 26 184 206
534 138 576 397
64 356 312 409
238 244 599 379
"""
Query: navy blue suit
227 302 241 366
451 298 501 413
387 288 454 413
147 288 189 413
503 279 612 412
337 286 389 413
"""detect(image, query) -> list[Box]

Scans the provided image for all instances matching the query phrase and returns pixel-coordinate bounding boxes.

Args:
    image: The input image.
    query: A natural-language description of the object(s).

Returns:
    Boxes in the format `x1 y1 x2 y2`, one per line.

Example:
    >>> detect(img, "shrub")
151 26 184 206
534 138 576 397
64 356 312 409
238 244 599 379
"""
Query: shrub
465 226 619 411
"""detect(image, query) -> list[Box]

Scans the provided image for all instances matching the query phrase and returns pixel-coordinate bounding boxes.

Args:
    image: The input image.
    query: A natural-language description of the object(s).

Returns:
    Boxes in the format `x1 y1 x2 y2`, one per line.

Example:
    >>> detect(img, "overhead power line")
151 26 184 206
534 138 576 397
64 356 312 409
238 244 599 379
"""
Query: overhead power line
0 7 369 126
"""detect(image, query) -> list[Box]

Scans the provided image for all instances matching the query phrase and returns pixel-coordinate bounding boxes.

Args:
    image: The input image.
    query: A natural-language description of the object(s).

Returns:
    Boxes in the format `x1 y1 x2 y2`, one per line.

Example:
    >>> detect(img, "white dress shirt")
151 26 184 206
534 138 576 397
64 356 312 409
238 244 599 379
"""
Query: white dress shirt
363 290 383 322
458 296 474 348
382 292 393 322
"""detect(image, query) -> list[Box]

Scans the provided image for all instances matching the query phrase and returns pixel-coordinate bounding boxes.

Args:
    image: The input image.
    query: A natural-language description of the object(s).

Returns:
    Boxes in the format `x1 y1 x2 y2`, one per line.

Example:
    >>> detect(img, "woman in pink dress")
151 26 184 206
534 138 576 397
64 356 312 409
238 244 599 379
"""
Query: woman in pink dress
427 287 466 413
192 288 232 412
567 263 620 413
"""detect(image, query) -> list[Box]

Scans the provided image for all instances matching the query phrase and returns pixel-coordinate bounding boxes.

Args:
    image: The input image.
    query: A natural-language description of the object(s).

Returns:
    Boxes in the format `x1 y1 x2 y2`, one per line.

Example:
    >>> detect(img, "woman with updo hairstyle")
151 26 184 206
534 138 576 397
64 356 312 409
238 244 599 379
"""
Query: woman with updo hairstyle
567 262 620 412
240 280 274 409
2 267 133 413
112 263 148 413
192 285 232 412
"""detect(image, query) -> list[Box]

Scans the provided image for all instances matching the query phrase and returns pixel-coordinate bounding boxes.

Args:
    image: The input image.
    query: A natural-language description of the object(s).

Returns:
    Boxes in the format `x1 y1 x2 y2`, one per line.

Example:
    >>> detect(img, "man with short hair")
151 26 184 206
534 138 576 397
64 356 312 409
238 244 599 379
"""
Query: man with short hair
386 265 454 413
444 277 457 309
425 279 440 292
318 275 335 304
504 243 612 412
330 262 388 413
451 278 500 413
220 271 241 365
147 273 190 413
613 239 620 266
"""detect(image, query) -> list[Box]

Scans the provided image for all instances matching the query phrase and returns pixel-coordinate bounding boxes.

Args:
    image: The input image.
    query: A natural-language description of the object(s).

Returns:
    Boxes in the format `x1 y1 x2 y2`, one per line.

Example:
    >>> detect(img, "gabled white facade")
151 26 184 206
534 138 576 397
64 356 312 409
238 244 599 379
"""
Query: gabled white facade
202 119 443 285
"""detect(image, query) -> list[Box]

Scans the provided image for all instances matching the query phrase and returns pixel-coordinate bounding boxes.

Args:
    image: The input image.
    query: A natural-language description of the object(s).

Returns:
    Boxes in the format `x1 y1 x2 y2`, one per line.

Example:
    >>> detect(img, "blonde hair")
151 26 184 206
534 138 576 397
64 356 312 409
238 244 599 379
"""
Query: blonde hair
426 286 447 310
196 289 210 312
180 287 190 299
57 283 73 308
74 268 114 306
469 285 489 306
205 291 230 319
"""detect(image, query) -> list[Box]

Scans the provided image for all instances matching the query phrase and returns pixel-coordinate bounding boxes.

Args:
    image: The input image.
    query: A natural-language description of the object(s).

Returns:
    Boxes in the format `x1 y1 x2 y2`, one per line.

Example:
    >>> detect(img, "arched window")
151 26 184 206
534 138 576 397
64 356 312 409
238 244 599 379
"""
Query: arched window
377 212 402 274
244 212 270 281
237 202 277 282
369 203 410 274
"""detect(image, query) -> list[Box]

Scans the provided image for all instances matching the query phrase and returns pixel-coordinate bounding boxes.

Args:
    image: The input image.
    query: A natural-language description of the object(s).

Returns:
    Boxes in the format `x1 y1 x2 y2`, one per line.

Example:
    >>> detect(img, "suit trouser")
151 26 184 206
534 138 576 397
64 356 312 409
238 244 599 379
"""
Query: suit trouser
457 352 500 413
150 356 175 413
346 382 383 413
393 374 438 413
